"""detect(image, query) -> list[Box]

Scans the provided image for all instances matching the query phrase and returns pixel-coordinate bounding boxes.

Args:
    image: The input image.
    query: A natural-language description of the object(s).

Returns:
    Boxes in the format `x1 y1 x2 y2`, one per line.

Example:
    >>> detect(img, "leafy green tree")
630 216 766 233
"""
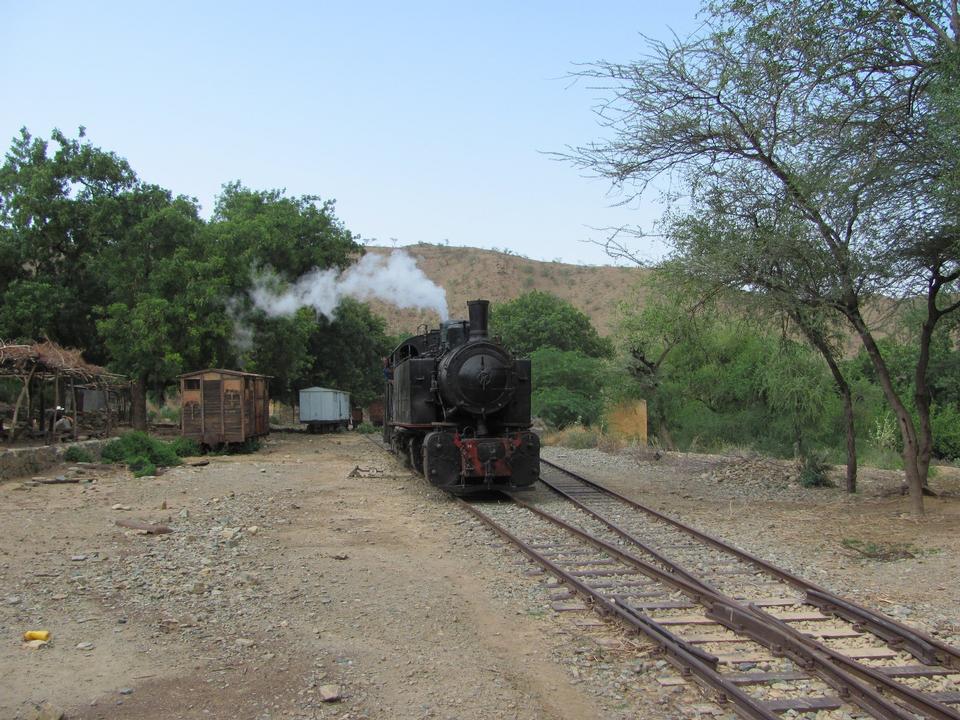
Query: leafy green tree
94 186 217 427
0 280 72 341
490 291 613 359
243 309 316 402
759 339 834 458
207 182 360 283
530 347 605 427
300 299 393 407
569 0 959 514
615 269 716 448
618 303 844 457
0 127 136 352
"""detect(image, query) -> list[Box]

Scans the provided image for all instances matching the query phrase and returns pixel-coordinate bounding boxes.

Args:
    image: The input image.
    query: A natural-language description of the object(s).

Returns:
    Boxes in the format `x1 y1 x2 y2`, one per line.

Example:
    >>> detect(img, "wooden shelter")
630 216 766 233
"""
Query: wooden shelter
0 340 128 442
179 369 269 447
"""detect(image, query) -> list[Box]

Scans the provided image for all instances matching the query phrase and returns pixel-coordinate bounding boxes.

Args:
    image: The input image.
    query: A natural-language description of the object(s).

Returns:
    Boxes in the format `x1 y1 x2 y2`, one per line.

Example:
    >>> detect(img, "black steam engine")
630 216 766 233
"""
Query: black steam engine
383 300 539 493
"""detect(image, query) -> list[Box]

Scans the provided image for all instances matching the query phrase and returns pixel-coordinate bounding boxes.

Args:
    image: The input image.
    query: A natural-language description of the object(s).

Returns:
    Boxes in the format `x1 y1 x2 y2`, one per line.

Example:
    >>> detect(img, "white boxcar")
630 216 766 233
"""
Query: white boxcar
299 387 351 432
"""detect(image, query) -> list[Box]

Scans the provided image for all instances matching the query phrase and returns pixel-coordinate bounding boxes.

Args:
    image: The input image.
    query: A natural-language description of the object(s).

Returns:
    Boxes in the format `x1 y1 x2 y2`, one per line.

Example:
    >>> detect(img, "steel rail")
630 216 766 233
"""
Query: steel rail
454 497 783 720
540 457 960 670
364 436 958 717
506 493 943 720
536 475 960 718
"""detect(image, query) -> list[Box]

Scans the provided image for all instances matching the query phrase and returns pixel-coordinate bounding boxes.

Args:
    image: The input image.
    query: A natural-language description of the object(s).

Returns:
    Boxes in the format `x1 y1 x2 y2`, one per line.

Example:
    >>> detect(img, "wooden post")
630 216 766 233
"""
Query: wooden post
10 366 36 442
105 383 114 436
38 374 45 438
71 377 78 441
51 372 60 442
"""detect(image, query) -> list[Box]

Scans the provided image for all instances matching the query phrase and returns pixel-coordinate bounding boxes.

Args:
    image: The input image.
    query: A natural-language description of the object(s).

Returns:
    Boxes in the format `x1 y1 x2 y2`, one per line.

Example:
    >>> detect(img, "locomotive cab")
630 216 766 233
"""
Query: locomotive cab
383 299 539 494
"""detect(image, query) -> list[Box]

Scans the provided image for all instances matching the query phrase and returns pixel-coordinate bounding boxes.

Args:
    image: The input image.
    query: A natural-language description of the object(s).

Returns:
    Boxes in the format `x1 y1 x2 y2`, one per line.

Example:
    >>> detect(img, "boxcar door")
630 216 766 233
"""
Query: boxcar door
222 376 244 442
202 375 224 445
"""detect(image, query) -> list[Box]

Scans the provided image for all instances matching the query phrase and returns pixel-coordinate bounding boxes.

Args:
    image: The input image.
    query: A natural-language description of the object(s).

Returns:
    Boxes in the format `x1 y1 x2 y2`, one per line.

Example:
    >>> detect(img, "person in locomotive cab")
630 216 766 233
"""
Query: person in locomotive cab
382 356 393 382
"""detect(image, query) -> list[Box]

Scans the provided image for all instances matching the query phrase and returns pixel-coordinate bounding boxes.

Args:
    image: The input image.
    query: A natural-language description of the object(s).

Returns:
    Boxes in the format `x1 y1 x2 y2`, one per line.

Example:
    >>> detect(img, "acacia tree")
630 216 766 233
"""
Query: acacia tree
571 0 959 515
615 269 718 449
490 291 613 358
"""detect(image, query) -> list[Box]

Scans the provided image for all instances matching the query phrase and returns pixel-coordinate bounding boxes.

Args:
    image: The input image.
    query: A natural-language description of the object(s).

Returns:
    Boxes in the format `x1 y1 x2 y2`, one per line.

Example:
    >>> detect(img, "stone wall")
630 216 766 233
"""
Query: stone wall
0 439 110 481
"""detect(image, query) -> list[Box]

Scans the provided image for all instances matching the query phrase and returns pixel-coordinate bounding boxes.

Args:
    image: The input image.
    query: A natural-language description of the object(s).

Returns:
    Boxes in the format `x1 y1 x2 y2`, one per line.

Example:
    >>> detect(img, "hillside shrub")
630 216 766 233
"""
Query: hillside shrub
129 457 158 477
931 404 960 460
168 436 200 457
798 452 834 488
63 446 94 463
101 431 182 472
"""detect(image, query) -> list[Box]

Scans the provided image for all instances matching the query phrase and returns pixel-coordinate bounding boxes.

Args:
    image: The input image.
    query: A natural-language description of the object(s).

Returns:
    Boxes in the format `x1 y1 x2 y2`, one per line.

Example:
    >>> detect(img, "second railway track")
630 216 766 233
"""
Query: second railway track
457 458 960 719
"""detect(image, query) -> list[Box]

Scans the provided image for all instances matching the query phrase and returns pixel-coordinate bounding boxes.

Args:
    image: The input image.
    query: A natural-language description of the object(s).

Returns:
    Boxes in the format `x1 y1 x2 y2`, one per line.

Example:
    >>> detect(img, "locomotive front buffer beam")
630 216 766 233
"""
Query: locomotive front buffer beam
423 430 540 493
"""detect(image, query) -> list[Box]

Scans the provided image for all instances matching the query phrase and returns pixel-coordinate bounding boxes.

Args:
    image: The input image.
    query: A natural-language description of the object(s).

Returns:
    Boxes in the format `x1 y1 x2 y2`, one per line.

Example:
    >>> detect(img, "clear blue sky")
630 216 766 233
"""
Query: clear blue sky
2 1 702 266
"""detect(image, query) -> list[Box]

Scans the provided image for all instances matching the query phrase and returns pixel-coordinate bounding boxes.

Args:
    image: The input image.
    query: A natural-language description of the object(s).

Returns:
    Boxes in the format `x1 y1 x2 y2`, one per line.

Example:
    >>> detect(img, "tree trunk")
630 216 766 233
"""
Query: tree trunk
914 285 943 487
10 368 35 442
793 310 857 492
845 305 923 515
131 376 148 431
841 385 857 493
71 378 79 442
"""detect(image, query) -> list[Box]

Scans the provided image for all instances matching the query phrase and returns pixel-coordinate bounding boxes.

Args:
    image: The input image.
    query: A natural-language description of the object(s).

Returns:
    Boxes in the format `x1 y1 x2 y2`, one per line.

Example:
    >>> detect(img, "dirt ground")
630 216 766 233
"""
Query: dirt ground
2 433 958 720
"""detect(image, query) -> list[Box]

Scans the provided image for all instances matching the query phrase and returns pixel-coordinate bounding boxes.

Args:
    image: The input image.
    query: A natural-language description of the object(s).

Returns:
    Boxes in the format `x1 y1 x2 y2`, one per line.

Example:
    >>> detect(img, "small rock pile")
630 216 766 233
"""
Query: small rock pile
706 456 798 489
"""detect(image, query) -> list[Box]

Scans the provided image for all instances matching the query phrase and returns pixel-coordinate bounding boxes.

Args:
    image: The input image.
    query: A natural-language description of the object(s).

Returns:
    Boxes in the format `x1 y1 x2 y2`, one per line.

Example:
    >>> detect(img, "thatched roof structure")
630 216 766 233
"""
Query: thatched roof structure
0 340 127 385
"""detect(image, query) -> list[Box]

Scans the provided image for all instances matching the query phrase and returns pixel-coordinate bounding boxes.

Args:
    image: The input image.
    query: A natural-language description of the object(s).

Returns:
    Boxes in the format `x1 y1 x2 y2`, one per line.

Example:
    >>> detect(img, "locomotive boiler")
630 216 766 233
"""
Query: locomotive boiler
383 299 539 493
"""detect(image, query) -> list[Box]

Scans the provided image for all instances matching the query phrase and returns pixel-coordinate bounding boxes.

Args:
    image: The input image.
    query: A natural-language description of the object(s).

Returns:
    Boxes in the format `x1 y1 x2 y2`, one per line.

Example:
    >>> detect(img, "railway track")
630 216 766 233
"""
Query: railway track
456 459 960 719
363 433 959 717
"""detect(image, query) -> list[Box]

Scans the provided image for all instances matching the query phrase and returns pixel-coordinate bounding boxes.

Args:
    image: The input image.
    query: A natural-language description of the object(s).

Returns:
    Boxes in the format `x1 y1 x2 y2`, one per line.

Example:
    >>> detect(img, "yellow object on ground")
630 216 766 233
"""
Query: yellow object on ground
22 630 50 641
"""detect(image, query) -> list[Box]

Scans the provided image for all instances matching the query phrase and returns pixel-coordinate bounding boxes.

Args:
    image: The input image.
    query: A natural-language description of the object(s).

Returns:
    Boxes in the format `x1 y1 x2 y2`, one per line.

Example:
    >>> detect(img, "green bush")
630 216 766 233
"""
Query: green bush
799 452 834 488
132 460 158 478
101 431 182 472
355 421 378 434
63 446 94 463
168 436 200 457
533 386 602 429
931 404 960 460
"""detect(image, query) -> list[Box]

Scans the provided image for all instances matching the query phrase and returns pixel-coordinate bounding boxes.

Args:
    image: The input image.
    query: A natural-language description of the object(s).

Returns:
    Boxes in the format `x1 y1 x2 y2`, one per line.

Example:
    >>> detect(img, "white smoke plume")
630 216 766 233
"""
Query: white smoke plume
249 251 449 321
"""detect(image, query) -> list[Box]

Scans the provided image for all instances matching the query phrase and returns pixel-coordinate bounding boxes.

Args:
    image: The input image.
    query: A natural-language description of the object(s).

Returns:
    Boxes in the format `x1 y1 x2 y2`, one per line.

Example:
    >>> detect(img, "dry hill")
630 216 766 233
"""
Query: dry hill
365 243 651 337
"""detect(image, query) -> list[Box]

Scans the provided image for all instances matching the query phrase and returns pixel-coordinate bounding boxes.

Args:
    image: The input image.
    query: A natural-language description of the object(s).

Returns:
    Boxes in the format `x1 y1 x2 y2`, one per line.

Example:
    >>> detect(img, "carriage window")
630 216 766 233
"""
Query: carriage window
185 379 201 390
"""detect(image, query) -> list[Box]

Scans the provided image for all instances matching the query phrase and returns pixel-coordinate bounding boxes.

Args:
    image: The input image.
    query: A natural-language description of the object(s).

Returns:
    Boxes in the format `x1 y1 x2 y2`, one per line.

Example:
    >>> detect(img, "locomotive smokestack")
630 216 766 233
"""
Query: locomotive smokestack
467 299 490 341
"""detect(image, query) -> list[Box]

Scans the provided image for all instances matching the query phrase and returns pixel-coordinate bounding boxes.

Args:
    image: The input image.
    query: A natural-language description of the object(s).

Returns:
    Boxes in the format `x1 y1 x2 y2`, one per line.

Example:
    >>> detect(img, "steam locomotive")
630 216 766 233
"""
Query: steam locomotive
383 300 539 493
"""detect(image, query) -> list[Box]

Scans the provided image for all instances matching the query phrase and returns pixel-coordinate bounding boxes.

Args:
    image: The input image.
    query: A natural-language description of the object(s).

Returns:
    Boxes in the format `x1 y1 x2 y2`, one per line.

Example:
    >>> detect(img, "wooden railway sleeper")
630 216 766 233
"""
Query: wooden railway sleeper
807 589 946 668
540 460 960 671
740 605 960 720
708 601 958 720
457 498 783 720
511 493 955 720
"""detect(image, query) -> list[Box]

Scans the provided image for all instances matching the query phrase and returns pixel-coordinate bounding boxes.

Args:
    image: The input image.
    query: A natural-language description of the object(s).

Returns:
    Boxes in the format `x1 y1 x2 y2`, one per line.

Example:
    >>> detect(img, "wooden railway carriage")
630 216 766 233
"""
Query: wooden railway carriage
180 369 270 447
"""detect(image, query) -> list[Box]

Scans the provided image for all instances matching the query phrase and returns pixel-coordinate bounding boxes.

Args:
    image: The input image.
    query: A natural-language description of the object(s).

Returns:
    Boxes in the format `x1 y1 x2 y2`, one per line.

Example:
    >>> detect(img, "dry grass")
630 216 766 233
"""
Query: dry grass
542 425 628 452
